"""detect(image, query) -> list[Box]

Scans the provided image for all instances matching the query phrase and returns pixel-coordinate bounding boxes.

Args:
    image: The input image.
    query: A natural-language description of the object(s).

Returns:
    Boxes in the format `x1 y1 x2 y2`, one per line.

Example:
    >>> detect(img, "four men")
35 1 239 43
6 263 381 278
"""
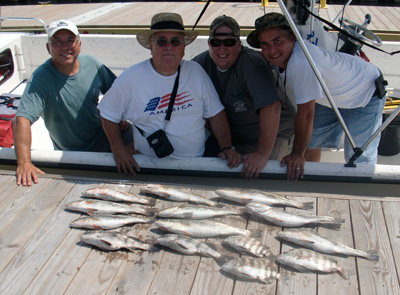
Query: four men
12 12 386 184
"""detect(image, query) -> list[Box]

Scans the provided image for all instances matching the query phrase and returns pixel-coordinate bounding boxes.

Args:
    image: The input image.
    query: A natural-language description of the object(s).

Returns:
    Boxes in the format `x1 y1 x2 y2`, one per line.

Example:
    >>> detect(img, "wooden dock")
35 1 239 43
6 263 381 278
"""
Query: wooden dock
1 1 400 39
0 167 399 295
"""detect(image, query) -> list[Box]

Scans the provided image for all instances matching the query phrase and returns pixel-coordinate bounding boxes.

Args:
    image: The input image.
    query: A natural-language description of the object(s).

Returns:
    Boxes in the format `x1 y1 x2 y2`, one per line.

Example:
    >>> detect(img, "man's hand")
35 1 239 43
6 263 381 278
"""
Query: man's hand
281 153 305 181
16 161 45 186
218 148 242 168
111 142 140 175
241 152 269 179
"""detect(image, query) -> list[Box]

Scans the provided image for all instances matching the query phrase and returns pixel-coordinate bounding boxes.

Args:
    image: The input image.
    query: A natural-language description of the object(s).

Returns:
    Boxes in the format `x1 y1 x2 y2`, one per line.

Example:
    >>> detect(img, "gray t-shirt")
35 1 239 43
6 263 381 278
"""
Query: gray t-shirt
193 46 295 143
17 55 116 151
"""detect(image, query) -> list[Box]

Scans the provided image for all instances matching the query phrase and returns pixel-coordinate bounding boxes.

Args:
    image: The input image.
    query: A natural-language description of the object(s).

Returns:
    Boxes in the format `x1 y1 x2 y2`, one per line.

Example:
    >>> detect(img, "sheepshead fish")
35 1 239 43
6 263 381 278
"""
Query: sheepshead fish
156 203 246 219
140 184 218 207
221 257 281 284
223 235 270 258
278 229 379 261
215 188 313 209
82 187 155 205
70 214 154 230
154 219 261 238
80 231 152 252
157 234 226 261
276 248 350 280
65 200 156 216
245 202 344 228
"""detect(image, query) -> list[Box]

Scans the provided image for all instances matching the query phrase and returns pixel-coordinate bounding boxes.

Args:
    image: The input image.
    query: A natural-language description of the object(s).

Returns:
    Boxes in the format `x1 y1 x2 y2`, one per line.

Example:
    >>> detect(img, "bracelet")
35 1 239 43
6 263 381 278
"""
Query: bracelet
220 146 235 152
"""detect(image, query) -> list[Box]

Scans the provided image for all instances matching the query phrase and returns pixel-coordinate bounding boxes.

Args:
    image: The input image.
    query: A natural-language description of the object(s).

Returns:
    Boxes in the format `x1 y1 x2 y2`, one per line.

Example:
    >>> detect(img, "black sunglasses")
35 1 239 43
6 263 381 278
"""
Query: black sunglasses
210 38 238 47
154 38 183 47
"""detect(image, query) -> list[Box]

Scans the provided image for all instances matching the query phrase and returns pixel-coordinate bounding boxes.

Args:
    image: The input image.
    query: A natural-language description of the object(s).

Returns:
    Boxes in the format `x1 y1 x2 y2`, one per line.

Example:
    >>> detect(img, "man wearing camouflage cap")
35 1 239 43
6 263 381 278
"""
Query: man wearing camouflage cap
193 15 296 179
247 12 386 180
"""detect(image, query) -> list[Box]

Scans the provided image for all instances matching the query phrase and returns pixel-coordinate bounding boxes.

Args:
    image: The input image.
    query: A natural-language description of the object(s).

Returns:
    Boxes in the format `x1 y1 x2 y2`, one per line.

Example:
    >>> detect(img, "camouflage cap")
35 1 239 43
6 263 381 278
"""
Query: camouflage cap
209 15 240 37
247 13 291 48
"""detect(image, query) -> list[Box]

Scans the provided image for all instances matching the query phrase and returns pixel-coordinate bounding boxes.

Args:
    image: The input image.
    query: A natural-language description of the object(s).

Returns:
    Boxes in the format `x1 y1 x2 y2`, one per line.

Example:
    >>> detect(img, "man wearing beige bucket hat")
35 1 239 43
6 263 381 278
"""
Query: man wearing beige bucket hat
98 12 241 175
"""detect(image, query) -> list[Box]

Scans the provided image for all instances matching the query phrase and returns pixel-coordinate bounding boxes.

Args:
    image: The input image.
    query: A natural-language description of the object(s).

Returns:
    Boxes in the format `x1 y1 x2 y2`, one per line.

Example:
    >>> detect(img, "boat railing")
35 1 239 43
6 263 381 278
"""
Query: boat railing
0 16 47 33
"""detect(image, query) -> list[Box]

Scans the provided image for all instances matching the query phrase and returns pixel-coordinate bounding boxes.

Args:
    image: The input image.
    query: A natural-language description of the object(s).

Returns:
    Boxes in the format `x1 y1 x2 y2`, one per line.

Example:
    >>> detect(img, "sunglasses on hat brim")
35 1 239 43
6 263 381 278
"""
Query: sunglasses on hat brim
209 38 238 47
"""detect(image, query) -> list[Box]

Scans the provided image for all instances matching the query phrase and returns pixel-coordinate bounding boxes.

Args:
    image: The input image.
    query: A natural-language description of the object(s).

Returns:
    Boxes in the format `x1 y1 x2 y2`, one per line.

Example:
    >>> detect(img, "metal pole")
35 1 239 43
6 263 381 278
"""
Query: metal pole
0 17 48 33
332 0 353 24
276 0 357 150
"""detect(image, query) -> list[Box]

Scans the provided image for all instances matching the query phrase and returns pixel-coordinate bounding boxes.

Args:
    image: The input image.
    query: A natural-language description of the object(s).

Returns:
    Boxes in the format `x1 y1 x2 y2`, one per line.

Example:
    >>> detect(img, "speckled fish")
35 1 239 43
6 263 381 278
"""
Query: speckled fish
215 188 313 209
221 257 281 284
140 184 218 207
82 187 155 205
245 202 344 228
70 214 154 230
276 248 350 280
278 229 379 261
156 203 246 219
157 234 225 261
65 200 156 216
223 235 270 258
80 231 152 252
154 219 261 238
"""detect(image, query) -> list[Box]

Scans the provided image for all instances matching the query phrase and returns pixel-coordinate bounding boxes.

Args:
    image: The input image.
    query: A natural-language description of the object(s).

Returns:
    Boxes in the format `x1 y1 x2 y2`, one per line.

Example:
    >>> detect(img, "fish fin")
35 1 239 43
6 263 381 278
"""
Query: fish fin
336 266 350 280
366 250 379 261
301 202 314 210
99 239 113 247
214 255 234 266
248 229 262 238
300 238 316 244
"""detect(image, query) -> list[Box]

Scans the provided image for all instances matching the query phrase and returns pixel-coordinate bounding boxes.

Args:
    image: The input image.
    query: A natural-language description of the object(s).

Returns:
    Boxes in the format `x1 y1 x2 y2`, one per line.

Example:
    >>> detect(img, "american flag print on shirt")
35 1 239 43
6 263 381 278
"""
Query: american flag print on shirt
144 91 194 112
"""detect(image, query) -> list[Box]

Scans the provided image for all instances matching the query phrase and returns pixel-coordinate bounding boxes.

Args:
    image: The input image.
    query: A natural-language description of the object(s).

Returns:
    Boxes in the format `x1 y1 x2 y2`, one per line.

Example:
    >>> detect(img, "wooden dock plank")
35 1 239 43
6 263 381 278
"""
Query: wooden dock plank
350 200 400 295
0 179 76 295
317 198 358 295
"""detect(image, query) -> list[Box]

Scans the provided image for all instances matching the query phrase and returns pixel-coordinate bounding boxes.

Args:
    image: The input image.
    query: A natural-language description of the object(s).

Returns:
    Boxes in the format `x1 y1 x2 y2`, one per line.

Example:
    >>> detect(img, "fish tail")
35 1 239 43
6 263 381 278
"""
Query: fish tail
238 207 249 215
337 266 350 280
248 229 262 238
145 199 157 206
144 208 158 216
214 255 234 266
301 202 314 210
365 250 379 261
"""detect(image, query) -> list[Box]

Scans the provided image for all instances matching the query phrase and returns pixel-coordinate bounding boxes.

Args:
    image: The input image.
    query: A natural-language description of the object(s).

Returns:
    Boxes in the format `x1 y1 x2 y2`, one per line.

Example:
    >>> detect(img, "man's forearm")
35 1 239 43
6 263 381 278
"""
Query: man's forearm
13 117 33 165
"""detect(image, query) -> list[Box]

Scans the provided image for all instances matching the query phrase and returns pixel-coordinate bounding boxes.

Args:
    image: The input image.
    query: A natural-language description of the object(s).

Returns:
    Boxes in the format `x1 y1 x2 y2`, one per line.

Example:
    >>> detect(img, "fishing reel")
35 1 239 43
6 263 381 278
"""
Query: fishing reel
338 14 382 56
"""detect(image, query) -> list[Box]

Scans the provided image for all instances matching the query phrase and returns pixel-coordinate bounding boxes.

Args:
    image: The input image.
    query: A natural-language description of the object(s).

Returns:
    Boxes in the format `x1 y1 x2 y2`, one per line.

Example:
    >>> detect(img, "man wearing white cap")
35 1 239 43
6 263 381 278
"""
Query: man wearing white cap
14 19 125 186
98 12 241 175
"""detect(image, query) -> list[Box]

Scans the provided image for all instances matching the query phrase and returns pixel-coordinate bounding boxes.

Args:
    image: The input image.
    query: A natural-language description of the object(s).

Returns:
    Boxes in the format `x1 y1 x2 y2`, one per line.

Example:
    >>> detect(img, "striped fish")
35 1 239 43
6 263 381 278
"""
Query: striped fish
223 235 270 258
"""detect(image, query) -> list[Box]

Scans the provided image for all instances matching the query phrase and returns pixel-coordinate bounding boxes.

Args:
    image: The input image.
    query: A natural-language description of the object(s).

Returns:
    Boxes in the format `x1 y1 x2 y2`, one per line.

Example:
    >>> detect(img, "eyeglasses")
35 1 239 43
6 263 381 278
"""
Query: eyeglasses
209 38 238 47
153 38 183 47
49 38 79 48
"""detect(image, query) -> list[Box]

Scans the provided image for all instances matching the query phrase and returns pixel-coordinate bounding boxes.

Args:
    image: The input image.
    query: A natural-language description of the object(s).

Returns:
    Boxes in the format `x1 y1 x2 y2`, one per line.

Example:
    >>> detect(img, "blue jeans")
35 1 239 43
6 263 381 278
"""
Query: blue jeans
308 95 386 164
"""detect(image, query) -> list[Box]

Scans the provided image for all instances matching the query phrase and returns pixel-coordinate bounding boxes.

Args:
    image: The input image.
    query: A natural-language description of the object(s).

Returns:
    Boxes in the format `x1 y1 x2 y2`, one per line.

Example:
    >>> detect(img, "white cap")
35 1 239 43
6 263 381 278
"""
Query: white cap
47 20 79 38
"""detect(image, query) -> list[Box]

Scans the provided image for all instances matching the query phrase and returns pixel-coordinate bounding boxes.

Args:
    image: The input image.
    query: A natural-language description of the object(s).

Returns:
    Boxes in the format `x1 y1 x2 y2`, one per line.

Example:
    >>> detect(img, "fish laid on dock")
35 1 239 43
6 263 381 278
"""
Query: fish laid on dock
70 214 154 230
156 203 246 219
154 219 261 238
215 188 313 209
221 257 281 284
223 235 270 258
140 184 218 206
82 187 155 205
245 202 344 228
156 234 227 261
276 248 350 280
80 231 152 252
278 229 379 261
65 200 156 216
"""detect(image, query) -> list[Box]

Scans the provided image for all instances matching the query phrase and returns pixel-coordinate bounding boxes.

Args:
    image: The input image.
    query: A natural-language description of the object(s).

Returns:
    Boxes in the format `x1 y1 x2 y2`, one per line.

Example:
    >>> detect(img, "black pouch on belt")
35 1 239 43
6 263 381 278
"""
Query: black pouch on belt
374 74 388 99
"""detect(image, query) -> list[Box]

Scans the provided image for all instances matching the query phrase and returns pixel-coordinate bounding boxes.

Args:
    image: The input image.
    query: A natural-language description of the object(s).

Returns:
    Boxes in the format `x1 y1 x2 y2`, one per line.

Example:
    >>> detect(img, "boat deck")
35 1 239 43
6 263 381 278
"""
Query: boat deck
0 168 399 295
1 1 400 39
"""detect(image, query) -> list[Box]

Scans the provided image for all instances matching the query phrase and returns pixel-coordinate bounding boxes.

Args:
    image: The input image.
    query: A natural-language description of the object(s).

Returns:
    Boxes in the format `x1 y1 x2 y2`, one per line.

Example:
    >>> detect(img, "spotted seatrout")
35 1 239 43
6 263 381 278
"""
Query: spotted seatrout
82 187 155 205
276 248 350 280
245 203 344 228
223 235 270 258
80 231 152 252
157 203 246 219
221 257 281 284
154 219 261 238
140 184 218 206
65 200 156 216
278 229 379 261
70 214 154 230
156 234 226 260
215 188 313 209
